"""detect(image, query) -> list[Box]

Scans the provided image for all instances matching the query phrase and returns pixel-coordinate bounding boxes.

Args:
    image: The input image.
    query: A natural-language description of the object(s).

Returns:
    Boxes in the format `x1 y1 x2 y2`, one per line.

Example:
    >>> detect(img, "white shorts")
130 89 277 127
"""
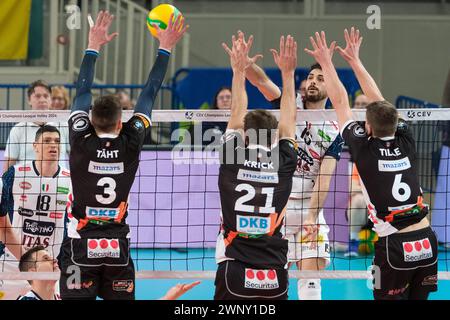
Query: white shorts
0 251 31 300
283 198 330 266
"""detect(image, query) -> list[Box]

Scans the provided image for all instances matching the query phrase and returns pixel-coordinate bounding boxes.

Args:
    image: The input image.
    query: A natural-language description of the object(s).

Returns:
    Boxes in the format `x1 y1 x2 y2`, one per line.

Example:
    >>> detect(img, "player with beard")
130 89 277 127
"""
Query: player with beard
242 31 343 300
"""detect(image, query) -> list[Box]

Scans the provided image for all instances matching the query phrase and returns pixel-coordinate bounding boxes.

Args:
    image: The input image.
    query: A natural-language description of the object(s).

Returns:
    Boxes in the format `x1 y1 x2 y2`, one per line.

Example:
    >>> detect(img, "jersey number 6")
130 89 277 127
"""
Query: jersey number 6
392 174 411 202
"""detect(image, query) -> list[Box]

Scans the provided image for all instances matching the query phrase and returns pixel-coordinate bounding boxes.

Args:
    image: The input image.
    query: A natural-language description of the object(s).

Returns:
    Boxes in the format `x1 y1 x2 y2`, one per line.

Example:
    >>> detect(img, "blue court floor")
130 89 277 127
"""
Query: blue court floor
132 247 450 300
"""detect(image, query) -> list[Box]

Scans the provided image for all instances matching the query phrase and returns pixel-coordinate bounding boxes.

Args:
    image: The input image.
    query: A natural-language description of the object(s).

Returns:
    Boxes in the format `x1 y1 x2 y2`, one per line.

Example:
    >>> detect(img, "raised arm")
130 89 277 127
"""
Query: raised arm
222 34 261 131
134 14 188 119
246 63 282 101
227 31 280 102
305 31 352 130
271 35 297 139
72 11 118 114
335 27 384 102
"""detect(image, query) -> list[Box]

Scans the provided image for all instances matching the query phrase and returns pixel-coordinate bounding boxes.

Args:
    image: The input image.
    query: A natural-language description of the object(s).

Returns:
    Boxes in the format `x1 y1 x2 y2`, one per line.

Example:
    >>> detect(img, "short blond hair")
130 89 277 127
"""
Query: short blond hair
51 86 70 110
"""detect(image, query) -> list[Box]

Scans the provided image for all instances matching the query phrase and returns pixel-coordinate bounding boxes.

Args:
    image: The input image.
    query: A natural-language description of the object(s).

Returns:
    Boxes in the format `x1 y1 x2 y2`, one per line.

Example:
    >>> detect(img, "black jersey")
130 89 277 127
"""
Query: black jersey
216 130 297 269
67 111 151 238
342 119 427 236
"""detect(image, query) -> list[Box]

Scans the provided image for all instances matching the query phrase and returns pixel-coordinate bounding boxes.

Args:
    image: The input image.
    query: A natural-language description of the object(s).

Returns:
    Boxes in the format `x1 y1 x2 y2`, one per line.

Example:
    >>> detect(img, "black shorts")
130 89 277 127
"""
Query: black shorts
59 237 135 300
372 227 438 300
214 260 288 300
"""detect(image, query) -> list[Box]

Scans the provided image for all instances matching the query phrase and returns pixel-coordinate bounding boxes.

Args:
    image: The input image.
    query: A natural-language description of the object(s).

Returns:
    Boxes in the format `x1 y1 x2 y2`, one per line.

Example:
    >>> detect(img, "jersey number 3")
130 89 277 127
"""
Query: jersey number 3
96 177 117 205
234 183 275 214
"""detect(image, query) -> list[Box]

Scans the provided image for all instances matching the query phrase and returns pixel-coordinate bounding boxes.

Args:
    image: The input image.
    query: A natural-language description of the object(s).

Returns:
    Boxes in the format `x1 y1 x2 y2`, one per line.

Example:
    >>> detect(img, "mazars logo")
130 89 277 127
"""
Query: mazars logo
244 269 279 290
237 169 279 184
237 215 271 235
403 238 433 262
86 207 119 219
87 238 120 259
88 161 124 175
19 182 32 190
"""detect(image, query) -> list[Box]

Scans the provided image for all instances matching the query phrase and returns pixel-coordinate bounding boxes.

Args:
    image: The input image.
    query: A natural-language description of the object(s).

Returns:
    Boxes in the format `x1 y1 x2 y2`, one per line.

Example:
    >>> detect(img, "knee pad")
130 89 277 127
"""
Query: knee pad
298 279 322 300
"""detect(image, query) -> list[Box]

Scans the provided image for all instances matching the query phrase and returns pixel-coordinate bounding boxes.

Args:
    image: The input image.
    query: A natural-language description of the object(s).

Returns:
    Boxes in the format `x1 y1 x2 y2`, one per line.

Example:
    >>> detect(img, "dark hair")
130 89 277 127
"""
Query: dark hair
366 101 398 137
244 110 278 146
19 245 46 284
35 125 60 142
27 80 51 98
310 63 322 72
92 95 122 132
212 86 232 109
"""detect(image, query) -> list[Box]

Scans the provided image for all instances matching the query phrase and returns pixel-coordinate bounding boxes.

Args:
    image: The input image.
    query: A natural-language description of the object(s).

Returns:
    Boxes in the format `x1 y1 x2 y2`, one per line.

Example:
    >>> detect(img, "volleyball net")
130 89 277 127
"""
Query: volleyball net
0 108 449 281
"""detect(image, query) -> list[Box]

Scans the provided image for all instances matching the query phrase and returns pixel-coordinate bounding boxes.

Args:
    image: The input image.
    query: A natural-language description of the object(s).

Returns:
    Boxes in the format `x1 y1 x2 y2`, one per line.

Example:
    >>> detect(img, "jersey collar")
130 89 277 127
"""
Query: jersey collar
97 133 119 139
32 161 61 178
379 136 395 141
247 144 271 152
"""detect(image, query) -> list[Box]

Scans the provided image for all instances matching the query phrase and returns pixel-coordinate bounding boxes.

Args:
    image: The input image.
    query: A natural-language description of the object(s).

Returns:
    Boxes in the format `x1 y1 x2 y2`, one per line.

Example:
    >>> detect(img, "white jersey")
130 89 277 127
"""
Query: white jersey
4 122 70 166
17 290 59 300
291 121 343 199
0 162 71 263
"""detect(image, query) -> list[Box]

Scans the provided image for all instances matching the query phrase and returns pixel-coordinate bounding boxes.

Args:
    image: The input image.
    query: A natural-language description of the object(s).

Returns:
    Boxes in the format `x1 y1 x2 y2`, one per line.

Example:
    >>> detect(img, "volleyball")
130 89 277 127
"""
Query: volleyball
146 4 183 38
358 229 379 254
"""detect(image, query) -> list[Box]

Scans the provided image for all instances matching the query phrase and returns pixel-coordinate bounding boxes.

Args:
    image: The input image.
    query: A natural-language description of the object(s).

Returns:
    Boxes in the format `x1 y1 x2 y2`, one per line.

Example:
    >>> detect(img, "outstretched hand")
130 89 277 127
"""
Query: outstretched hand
88 11 119 51
270 35 297 74
335 27 363 64
302 217 320 250
161 281 201 300
304 31 336 67
153 13 189 51
222 31 262 73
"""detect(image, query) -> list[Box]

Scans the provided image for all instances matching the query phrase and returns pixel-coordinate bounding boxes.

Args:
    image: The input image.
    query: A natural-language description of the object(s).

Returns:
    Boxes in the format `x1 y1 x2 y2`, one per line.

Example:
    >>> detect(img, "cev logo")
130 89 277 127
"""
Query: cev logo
86 207 119 219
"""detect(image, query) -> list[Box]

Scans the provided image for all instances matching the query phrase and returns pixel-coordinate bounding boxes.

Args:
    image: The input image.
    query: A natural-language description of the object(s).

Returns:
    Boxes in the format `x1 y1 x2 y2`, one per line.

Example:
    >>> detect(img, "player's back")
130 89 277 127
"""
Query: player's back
217 131 297 269
342 119 427 236
68 113 150 239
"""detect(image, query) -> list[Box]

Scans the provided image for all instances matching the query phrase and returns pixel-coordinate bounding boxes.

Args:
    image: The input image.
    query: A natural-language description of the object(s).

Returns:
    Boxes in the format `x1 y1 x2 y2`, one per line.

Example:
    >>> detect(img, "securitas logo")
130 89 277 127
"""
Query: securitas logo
403 238 433 262
407 110 432 119
87 238 120 259
86 207 119 219
244 269 279 290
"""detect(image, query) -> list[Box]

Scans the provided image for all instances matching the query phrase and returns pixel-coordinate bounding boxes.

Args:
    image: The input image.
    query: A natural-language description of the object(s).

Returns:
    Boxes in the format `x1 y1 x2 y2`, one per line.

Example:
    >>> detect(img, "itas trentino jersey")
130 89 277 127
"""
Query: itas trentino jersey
216 130 297 269
342 119 427 237
17 290 59 300
291 121 343 199
0 162 70 260
67 111 151 239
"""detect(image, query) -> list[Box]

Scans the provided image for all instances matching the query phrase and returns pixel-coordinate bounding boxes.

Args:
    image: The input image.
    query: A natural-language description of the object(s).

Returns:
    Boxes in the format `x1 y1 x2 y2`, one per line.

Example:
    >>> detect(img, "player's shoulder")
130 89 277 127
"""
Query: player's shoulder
123 113 151 132
342 120 367 138
278 137 298 151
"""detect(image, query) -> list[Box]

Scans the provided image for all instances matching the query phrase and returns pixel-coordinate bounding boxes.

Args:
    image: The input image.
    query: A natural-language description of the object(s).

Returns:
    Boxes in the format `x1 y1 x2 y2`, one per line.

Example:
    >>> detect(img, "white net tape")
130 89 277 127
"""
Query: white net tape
0 108 442 123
